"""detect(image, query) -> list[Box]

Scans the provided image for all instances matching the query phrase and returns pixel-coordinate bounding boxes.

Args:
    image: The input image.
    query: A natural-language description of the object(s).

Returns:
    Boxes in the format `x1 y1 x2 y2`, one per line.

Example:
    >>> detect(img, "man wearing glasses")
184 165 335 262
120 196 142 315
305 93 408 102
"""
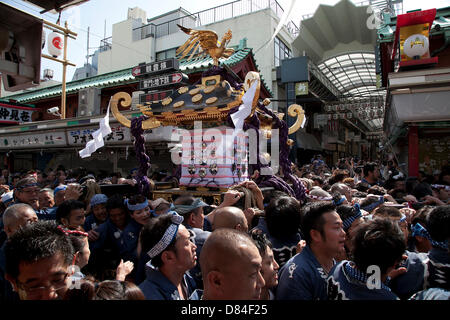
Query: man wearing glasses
13 177 40 213
4 220 74 300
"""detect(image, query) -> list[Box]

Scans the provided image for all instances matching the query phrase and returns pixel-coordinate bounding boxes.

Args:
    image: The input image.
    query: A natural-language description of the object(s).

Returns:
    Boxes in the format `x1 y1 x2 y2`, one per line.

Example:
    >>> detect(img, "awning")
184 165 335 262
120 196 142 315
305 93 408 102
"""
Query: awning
391 90 450 123
296 131 322 151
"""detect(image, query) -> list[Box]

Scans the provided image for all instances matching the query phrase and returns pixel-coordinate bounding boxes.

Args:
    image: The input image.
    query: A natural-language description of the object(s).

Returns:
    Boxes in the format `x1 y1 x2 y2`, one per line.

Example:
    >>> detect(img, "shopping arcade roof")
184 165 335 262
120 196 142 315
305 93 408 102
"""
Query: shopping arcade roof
291 0 399 131
318 52 383 100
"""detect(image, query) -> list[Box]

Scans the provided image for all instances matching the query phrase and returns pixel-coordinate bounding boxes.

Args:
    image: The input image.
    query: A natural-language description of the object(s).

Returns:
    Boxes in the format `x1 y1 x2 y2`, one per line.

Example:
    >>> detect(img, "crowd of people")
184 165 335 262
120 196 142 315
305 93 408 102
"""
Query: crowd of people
0 156 449 301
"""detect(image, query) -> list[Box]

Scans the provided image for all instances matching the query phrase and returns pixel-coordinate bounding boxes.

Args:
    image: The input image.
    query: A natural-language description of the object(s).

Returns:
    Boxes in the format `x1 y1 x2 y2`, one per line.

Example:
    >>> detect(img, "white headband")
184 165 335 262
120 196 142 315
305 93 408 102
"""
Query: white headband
147 214 184 259
306 194 333 201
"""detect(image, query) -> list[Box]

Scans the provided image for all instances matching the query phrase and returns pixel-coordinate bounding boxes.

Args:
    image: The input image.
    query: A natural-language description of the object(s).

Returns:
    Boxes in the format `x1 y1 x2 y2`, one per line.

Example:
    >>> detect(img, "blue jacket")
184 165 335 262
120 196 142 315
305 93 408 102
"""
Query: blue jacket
327 261 398 300
89 217 142 263
139 264 197 300
389 250 428 299
84 213 106 232
252 217 301 268
390 247 450 299
425 247 450 291
186 226 210 289
410 288 450 300
189 289 203 300
37 207 56 221
276 245 330 300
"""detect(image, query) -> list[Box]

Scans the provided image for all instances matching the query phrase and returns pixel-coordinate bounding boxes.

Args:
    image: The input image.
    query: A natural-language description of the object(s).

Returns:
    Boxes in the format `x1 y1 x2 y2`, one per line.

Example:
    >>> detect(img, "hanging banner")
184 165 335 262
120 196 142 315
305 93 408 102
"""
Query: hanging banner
391 8 437 67
0 102 35 124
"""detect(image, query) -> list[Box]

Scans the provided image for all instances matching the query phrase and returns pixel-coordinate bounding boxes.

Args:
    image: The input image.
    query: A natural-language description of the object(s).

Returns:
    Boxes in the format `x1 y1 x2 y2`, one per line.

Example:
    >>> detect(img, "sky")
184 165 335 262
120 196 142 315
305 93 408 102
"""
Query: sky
3 0 450 82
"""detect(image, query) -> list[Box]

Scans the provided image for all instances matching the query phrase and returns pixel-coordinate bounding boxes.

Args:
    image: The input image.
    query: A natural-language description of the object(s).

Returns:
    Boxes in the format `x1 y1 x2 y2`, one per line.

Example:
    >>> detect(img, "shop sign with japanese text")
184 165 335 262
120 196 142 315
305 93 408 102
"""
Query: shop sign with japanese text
0 102 35 124
132 58 179 77
67 124 131 145
139 72 188 91
0 131 66 149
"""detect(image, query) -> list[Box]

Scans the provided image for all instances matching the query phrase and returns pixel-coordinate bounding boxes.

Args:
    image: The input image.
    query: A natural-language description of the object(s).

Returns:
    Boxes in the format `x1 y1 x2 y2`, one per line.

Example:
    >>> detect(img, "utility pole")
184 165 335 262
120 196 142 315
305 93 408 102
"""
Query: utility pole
86 26 90 65
41 20 77 119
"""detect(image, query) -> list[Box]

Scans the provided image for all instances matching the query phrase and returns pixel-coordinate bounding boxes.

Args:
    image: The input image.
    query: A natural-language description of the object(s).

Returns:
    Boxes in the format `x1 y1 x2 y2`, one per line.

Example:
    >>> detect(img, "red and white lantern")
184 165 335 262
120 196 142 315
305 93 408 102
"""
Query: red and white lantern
47 31 63 57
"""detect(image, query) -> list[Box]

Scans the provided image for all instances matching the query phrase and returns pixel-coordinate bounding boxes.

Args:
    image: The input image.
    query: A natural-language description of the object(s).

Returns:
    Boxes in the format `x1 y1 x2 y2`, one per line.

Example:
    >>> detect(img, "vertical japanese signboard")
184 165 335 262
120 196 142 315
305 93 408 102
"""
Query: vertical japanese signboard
132 58 188 104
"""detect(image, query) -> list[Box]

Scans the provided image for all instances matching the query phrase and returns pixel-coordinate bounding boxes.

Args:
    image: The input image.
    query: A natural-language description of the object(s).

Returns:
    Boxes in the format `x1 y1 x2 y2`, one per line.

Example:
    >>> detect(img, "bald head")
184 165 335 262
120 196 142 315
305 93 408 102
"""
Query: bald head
200 228 264 300
200 228 252 273
2 203 38 238
212 206 248 232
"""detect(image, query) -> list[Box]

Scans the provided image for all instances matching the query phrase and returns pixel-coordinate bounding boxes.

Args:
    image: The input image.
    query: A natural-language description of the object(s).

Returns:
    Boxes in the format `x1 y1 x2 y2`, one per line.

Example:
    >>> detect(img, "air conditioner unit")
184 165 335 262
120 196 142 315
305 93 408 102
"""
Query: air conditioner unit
78 87 100 116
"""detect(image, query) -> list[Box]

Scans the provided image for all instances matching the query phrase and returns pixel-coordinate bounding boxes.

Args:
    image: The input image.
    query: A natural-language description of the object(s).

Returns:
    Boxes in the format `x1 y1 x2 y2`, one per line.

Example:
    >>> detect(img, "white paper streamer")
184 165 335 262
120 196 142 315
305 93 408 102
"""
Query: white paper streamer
230 79 259 131
79 98 112 158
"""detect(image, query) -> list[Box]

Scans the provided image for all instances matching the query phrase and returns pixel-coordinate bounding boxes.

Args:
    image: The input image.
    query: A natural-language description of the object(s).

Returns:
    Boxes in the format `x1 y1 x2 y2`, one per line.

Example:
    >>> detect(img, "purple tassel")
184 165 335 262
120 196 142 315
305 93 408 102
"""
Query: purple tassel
130 116 152 197
257 102 306 201
227 99 306 201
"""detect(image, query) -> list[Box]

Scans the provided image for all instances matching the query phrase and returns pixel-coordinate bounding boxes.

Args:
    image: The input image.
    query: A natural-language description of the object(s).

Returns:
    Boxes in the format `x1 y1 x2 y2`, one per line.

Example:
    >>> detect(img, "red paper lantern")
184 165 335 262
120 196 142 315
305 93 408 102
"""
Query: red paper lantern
48 31 63 57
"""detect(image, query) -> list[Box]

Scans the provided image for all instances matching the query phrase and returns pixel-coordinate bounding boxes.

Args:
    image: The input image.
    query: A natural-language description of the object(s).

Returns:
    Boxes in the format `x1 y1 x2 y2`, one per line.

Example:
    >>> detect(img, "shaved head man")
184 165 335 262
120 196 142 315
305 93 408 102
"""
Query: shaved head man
1 203 38 301
200 228 265 300
2 203 38 238
211 206 248 232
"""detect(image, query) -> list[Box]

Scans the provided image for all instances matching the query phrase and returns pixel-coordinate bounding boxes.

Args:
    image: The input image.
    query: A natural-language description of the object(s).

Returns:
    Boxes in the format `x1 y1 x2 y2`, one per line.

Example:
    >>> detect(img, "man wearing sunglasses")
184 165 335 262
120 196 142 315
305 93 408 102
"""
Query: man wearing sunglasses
4 220 74 300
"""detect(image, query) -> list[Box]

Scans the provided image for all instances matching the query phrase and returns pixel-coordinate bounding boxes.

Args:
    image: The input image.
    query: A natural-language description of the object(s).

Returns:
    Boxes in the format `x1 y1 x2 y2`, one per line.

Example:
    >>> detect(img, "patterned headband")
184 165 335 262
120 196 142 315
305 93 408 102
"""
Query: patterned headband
411 222 449 250
54 185 67 195
344 262 391 292
125 198 149 211
431 184 450 191
173 198 208 215
16 182 38 191
342 203 362 232
361 196 384 212
147 214 184 259
334 196 347 206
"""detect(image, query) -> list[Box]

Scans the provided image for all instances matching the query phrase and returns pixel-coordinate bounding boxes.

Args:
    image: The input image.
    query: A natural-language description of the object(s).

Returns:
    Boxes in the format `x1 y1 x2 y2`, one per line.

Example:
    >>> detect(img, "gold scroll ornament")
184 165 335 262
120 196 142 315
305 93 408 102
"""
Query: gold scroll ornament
110 91 305 143
110 92 161 130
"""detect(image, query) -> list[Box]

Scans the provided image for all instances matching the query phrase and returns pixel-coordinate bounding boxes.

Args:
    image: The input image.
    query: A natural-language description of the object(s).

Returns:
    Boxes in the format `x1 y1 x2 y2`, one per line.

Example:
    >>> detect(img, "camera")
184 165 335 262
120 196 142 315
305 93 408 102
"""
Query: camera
47 106 59 114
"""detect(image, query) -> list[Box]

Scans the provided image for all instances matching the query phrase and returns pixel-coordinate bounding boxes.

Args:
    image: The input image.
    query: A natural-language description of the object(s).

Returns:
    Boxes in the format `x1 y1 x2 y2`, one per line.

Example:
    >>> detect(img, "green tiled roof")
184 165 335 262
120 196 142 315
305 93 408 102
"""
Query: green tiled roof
180 47 250 71
7 68 136 103
6 48 272 103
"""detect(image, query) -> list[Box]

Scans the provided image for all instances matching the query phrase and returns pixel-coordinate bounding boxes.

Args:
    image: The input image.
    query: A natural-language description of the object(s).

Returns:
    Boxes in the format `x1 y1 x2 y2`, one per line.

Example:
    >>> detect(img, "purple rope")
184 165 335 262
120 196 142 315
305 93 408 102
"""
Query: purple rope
226 99 306 201
130 116 152 197
257 102 306 201
174 164 181 183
